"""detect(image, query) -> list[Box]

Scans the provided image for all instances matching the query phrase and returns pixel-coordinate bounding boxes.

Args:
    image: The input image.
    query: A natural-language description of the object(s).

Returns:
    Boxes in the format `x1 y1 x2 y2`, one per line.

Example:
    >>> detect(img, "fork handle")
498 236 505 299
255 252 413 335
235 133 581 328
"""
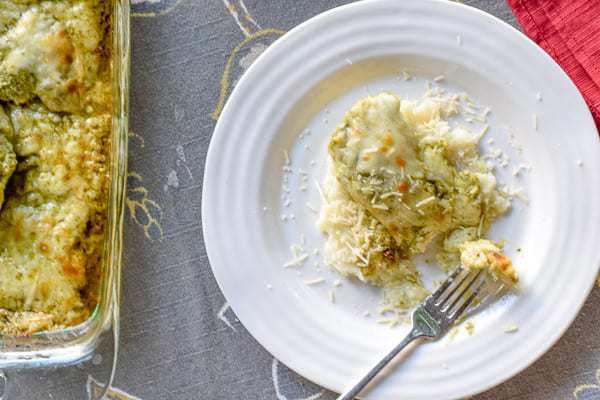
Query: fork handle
336 328 424 400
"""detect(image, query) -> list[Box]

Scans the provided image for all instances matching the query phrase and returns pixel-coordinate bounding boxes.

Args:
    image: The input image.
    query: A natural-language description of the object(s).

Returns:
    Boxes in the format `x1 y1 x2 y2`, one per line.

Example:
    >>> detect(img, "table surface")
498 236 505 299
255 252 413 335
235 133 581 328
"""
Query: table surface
7 1 600 399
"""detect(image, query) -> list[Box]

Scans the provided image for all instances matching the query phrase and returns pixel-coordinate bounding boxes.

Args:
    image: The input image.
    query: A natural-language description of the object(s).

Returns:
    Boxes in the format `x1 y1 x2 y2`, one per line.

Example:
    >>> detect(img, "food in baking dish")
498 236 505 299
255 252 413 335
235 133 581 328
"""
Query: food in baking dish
0 0 112 335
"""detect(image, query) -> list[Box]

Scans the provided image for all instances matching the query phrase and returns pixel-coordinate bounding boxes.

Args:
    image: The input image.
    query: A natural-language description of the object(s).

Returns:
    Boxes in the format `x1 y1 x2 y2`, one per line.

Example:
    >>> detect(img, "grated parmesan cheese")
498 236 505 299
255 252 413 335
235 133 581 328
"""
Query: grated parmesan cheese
504 186 529 205
283 254 308 268
372 203 389 211
512 164 531 177
283 150 290 165
415 196 436 208
315 180 327 203
476 215 485 238
481 124 489 136
379 192 398 199
507 130 523 154
283 244 309 268
291 244 303 257
304 277 325 285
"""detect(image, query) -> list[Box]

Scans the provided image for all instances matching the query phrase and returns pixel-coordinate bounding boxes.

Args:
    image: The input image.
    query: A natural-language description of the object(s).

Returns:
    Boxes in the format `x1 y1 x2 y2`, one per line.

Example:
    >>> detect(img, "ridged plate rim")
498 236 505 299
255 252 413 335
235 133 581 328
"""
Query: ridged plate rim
202 0 600 398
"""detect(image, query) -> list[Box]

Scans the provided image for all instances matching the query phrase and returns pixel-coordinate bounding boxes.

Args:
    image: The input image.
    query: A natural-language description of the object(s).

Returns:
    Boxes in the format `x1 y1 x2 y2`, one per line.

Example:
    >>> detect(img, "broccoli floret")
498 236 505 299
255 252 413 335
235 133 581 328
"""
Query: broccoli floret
0 68 36 105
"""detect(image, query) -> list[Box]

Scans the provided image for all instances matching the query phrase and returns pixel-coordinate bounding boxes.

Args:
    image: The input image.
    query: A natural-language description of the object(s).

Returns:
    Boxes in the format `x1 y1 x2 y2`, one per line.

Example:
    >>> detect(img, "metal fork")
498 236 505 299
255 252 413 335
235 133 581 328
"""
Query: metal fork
337 267 501 400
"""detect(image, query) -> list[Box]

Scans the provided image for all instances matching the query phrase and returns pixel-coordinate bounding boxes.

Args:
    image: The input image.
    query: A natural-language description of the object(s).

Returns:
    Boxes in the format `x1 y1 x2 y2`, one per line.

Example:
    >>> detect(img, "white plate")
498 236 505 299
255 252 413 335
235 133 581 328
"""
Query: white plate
202 0 600 398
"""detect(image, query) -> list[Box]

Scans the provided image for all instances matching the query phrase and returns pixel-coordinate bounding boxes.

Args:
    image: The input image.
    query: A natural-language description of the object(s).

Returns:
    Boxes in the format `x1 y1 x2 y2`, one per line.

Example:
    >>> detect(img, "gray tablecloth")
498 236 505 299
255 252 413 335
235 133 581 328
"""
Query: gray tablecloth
7 1 600 399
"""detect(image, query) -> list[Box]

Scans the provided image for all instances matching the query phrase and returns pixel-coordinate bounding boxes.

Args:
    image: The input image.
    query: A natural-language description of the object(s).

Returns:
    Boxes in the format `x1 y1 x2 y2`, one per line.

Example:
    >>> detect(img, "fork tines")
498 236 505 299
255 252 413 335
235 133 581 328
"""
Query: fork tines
425 267 501 325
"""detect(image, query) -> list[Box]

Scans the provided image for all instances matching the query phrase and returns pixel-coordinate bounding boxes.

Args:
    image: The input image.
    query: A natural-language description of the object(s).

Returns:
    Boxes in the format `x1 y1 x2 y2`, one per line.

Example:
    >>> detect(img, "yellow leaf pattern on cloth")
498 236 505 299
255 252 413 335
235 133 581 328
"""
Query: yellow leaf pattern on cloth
212 29 285 120
87 375 142 400
126 172 163 240
211 0 284 120
128 130 146 149
574 369 600 398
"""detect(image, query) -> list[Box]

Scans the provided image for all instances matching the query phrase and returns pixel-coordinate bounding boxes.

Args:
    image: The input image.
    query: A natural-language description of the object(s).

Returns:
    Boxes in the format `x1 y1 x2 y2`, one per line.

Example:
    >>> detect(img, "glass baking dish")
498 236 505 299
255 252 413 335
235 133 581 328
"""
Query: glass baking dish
0 0 130 369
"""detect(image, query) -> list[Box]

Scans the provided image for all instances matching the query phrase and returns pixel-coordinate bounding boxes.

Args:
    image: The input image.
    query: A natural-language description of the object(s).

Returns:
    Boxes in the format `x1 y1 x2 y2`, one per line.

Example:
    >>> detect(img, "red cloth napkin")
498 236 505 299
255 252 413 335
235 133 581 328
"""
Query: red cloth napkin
508 0 600 130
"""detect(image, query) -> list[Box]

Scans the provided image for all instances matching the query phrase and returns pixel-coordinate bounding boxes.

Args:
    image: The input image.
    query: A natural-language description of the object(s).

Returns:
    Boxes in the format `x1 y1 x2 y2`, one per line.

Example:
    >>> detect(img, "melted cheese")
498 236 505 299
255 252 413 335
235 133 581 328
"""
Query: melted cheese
0 0 111 335
0 104 110 332
0 1 110 113
460 240 518 285
328 93 509 259
317 164 427 309
320 91 513 310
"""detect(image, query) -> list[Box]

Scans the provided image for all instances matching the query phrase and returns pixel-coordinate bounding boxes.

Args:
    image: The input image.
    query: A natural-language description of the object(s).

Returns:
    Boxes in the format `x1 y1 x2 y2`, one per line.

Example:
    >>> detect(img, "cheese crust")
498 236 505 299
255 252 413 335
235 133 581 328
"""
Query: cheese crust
0 0 111 335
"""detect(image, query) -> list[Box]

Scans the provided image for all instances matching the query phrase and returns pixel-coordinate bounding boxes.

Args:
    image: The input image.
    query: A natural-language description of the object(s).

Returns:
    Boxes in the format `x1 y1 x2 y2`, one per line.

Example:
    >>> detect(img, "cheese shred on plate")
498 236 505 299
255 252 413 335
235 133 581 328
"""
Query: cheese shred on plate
317 91 515 311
